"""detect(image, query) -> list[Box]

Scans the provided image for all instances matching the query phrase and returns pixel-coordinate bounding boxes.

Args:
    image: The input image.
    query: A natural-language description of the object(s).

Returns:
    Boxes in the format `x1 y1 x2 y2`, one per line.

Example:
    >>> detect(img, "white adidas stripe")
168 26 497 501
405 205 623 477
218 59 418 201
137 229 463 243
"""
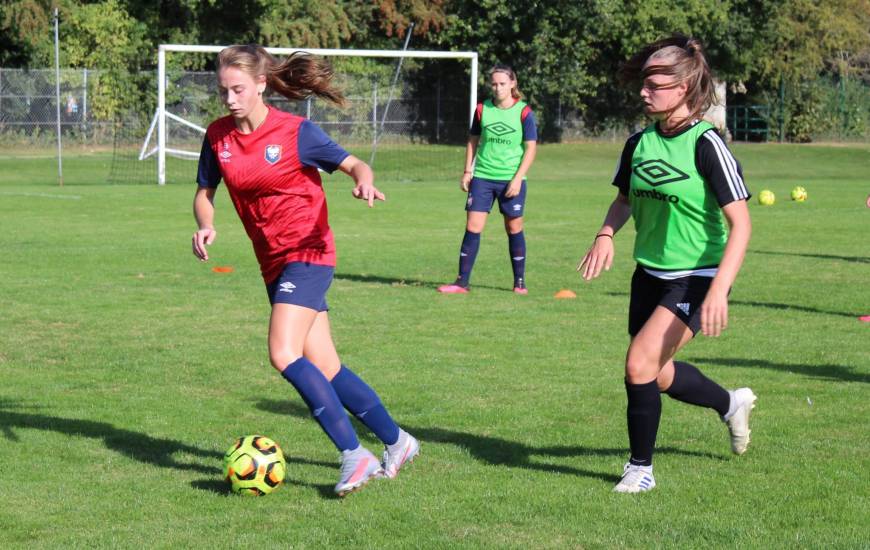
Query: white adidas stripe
703 131 748 200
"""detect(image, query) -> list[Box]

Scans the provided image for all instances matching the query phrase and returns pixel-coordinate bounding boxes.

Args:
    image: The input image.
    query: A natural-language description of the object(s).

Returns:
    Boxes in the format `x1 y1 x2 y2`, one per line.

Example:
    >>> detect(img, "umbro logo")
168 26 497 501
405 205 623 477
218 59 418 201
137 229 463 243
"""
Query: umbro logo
633 159 689 187
512 204 522 211
484 121 515 137
676 302 691 316
219 141 232 162
279 281 296 293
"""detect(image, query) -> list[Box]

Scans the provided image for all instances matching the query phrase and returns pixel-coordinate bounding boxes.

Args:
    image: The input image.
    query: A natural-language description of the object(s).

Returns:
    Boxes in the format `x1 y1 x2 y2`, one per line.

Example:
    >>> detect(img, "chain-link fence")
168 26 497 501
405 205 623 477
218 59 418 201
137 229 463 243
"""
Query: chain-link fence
0 68 115 147
4 66 869 183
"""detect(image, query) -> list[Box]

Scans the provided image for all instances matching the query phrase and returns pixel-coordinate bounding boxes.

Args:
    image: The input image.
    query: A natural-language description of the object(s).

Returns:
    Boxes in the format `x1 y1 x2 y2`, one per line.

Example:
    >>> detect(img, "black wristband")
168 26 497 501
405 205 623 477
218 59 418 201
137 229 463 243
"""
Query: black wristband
595 233 613 240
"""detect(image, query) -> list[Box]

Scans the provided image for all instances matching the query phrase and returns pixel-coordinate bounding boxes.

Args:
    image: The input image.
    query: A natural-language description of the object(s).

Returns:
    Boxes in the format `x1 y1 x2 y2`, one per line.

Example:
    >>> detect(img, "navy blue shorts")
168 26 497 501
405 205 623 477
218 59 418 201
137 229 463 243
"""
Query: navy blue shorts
628 265 716 337
266 262 334 311
466 177 527 217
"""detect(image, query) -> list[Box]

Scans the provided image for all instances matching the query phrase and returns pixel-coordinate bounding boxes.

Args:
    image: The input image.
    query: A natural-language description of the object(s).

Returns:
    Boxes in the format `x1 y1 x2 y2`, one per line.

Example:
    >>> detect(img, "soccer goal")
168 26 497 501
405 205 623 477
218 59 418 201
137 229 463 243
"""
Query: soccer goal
121 44 478 185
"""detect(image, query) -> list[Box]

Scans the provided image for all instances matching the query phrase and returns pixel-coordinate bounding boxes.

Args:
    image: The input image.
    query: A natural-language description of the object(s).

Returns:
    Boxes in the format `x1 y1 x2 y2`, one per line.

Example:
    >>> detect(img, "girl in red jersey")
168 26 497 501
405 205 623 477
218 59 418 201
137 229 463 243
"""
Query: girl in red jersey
192 45 418 496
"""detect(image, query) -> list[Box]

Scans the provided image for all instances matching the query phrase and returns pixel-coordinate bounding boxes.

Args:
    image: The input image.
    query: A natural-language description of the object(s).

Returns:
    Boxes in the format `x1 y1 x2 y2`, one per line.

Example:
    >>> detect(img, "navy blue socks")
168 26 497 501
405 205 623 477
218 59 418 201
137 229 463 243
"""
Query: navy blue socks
626 379 661 467
508 230 526 287
457 230 481 286
281 357 359 452
331 365 400 446
665 361 730 417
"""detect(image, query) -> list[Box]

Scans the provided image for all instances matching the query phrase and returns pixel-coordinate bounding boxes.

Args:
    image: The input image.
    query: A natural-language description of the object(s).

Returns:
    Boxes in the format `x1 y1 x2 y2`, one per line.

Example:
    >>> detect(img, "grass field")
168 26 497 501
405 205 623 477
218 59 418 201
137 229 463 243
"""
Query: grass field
0 142 868 548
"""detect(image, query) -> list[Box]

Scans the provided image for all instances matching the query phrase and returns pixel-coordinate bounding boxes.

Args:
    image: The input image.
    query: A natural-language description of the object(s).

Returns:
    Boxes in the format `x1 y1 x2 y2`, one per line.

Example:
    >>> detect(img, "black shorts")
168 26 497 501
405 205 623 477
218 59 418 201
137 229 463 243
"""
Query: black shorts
628 265 715 336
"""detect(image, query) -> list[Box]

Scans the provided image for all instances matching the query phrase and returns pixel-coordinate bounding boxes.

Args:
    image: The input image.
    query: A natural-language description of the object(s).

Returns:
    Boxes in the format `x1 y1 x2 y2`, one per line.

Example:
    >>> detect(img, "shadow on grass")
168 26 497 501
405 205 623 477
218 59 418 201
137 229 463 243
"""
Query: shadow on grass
191 455 336 499
604 292 862 318
0 404 339 499
335 272 511 293
750 249 869 265
690 356 869 384
0 407 221 474
256 399 725 485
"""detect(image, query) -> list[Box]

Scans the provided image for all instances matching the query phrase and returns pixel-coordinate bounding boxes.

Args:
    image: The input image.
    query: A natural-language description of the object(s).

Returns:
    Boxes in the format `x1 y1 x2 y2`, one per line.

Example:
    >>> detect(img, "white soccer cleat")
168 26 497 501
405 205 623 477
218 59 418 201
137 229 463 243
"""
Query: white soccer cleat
613 463 656 493
382 430 420 479
725 388 757 455
335 446 383 497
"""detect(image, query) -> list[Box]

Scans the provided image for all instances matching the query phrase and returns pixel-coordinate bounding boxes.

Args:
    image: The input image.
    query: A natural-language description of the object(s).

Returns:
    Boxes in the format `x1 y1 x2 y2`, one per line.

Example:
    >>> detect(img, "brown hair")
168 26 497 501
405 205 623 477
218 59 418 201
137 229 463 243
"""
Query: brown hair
217 44 346 107
489 64 522 100
619 34 716 125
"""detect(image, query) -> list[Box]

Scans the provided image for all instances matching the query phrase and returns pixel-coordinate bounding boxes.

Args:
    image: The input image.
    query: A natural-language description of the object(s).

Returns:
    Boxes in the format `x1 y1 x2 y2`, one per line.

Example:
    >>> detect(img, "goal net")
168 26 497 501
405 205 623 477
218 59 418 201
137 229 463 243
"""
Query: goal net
109 45 478 186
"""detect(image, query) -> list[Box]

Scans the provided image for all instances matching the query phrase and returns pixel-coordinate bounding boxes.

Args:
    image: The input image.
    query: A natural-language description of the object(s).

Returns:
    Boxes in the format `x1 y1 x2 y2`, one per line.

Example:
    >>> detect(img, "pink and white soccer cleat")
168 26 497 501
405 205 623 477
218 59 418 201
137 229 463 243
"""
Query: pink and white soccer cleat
382 430 420 479
335 446 383 497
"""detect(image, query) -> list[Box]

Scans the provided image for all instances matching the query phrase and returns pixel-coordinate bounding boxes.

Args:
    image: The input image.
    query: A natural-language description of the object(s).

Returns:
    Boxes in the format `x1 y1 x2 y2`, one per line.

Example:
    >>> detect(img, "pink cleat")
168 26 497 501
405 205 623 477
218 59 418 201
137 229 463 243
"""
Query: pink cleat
513 287 528 295
437 284 469 294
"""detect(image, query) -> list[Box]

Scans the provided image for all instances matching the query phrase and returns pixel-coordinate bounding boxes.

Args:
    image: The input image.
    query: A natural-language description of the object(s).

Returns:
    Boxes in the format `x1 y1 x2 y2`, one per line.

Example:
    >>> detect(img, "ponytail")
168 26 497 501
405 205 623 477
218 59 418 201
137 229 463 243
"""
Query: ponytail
268 52 346 107
217 45 345 107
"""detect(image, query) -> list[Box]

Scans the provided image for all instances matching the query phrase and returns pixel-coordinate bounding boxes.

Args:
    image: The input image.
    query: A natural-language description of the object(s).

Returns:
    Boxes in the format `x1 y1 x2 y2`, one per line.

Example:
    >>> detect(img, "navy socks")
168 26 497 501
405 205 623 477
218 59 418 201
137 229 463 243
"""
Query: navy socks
665 361 730 417
626 380 661 467
331 365 400 446
457 230 481 286
508 230 526 287
281 357 359 452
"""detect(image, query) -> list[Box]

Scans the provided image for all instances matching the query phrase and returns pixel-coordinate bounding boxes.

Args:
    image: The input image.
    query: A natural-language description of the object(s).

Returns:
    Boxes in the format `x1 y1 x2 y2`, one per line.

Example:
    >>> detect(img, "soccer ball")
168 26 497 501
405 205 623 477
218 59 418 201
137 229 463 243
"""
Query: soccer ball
224 435 286 496
758 189 775 206
791 186 808 202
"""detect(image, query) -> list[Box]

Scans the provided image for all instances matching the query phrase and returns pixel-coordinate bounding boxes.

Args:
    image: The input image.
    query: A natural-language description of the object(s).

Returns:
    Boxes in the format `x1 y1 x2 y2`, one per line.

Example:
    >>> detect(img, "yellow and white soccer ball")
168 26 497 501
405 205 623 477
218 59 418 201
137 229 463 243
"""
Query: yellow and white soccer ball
791 186 808 202
758 189 775 206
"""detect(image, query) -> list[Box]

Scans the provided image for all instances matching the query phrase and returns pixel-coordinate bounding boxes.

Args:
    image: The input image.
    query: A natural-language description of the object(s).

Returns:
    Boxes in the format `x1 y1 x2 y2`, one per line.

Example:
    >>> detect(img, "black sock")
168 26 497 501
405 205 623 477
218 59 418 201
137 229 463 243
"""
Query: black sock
625 379 661 467
665 361 730 417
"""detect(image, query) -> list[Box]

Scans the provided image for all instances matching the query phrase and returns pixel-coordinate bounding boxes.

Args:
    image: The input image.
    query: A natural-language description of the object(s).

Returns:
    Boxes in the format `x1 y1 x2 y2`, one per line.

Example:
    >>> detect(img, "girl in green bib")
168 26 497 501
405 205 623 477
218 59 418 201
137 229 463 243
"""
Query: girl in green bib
577 35 756 493
438 65 538 294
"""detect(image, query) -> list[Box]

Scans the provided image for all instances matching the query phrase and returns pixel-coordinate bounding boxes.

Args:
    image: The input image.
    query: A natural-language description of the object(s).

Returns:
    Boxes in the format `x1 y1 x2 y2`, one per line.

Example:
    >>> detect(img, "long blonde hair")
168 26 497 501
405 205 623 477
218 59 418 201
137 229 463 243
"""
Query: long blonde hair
217 44 345 106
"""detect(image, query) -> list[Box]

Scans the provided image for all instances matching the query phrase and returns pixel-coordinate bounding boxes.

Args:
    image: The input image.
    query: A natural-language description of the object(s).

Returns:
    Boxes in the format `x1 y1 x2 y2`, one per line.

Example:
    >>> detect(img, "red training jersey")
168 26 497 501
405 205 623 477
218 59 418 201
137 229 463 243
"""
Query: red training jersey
203 108 337 283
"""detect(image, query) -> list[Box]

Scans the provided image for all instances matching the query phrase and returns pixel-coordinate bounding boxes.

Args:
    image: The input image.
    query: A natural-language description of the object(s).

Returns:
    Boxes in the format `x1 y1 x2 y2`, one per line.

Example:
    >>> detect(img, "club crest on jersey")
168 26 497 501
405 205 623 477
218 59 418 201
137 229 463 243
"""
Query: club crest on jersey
264 144 282 165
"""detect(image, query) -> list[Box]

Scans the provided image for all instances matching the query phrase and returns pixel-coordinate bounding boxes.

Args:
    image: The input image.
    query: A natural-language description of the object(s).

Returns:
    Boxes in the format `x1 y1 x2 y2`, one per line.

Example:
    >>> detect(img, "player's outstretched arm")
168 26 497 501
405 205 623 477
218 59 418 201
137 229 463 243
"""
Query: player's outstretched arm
339 155 385 208
192 186 217 261
700 199 751 337
578 191 631 280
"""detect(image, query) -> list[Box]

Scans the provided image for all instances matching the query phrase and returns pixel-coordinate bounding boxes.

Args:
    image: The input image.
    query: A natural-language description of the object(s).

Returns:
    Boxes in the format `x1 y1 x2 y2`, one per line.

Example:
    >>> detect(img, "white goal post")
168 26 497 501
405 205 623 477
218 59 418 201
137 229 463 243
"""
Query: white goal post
155 44 479 185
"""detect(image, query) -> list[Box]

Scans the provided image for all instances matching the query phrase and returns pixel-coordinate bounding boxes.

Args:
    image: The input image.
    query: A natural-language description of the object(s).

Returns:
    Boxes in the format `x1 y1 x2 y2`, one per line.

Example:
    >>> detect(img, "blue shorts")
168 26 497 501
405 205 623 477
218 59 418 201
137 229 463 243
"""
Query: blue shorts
266 262 334 311
465 177 527 217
